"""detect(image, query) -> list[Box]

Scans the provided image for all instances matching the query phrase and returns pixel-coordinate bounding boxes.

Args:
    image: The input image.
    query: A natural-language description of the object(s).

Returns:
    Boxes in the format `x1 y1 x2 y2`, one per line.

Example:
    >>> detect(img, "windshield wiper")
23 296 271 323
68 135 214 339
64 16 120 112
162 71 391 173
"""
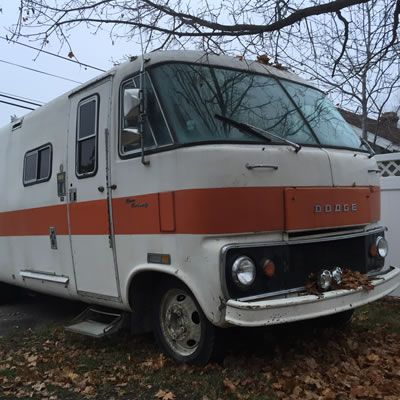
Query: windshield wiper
215 114 271 143
214 114 301 153
360 137 375 158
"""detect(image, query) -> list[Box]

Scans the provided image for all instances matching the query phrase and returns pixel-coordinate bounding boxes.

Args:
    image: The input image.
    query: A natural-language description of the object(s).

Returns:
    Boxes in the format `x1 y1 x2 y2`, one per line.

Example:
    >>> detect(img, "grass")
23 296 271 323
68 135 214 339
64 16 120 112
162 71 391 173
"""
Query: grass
353 297 400 333
0 369 16 379
0 298 399 399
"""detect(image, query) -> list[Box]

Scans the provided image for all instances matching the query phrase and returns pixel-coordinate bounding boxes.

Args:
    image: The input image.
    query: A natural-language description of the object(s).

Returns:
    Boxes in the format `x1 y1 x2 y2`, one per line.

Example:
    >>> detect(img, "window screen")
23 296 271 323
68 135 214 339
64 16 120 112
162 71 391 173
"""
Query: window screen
77 96 98 177
23 144 52 185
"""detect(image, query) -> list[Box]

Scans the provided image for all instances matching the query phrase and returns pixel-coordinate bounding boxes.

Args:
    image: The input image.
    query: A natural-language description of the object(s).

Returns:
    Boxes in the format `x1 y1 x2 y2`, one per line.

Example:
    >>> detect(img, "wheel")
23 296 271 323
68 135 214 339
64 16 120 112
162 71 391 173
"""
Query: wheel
152 279 217 365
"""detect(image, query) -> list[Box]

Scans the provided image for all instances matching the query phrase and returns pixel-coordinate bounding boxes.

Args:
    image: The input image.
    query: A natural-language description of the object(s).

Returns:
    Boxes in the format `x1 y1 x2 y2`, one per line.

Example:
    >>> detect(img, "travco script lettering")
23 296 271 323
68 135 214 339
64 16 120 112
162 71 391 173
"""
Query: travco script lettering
125 198 148 208
314 203 357 213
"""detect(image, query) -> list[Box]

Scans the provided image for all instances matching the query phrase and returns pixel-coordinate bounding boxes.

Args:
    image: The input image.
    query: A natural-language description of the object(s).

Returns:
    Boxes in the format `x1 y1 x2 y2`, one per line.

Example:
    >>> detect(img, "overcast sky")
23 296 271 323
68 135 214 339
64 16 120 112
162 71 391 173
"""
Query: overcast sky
0 2 141 127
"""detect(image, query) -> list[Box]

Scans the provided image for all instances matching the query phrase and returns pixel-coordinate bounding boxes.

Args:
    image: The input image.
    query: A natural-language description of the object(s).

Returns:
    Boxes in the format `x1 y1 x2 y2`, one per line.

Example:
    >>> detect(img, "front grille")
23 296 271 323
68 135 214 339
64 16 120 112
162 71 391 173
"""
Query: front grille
223 228 385 299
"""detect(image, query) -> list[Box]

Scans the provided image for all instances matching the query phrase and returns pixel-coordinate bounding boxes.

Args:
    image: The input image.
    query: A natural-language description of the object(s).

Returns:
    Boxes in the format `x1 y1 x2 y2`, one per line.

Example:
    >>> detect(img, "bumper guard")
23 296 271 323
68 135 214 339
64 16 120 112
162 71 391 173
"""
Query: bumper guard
225 266 400 327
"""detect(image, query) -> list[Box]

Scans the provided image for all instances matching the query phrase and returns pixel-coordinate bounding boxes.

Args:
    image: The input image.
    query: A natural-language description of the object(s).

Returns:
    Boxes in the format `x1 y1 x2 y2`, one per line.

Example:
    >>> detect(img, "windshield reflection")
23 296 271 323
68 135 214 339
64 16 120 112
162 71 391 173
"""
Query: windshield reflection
149 63 364 150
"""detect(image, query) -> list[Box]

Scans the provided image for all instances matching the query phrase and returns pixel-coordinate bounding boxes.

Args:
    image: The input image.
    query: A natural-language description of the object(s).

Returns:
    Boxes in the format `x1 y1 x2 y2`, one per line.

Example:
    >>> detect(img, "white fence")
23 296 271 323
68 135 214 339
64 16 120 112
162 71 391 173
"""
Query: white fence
376 152 400 296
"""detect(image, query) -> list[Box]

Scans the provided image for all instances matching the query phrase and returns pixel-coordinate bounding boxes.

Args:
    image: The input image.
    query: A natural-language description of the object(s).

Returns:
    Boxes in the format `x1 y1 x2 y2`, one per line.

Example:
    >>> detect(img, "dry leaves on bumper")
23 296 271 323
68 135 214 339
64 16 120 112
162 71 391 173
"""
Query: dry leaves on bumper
306 268 374 295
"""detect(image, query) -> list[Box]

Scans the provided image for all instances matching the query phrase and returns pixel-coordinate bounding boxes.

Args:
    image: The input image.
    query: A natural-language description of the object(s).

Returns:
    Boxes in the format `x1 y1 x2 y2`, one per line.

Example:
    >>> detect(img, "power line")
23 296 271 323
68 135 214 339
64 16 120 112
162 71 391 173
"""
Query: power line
0 91 44 105
0 99 35 111
0 36 106 72
0 93 42 107
0 59 82 84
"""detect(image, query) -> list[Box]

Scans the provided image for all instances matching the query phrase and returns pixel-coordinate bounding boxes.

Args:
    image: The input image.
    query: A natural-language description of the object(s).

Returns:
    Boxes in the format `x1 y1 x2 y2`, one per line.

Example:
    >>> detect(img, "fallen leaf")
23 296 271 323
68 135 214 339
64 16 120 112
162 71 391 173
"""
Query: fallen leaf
155 389 175 400
223 378 237 392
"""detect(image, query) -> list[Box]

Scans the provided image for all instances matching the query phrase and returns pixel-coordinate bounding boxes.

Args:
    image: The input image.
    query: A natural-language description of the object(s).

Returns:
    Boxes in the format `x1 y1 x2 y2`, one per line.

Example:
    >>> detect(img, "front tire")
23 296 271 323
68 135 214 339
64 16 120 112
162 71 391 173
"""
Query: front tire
152 279 217 365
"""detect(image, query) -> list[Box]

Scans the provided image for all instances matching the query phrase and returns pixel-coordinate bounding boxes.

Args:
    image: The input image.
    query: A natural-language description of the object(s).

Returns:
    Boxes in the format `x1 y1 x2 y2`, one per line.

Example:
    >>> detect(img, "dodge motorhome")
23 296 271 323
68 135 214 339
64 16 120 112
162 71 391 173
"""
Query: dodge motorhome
0 51 399 364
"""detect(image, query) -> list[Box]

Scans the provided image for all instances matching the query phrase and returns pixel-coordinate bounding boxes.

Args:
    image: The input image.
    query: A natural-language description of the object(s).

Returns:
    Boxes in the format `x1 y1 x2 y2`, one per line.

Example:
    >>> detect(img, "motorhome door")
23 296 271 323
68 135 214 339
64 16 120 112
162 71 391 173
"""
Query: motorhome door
67 77 120 301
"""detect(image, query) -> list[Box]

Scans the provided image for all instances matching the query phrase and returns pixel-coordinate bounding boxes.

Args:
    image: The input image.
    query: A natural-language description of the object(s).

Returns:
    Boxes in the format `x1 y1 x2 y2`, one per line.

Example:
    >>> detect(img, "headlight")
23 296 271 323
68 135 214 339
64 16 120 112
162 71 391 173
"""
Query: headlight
331 267 342 285
317 269 332 291
376 236 388 258
232 256 256 288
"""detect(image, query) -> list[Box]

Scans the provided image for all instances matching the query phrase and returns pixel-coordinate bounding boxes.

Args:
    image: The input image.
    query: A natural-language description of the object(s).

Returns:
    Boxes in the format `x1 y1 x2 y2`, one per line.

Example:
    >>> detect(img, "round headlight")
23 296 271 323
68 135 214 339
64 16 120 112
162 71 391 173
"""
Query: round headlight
331 267 343 285
376 236 388 258
317 269 332 291
232 256 256 288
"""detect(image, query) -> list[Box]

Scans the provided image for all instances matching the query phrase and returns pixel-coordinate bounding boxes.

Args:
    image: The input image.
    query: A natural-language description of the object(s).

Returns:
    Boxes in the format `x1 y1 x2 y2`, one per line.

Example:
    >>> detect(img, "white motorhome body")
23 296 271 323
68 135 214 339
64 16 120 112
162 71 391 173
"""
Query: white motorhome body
1 51 399 364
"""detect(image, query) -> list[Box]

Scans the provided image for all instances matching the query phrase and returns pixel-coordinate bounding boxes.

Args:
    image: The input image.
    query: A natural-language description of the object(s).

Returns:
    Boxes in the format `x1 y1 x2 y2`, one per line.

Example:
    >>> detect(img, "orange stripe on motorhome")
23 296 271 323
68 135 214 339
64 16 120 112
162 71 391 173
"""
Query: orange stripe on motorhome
173 187 285 234
112 187 285 235
159 192 176 232
0 186 380 236
0 204 68 236
69 200 110 235
284 186 380 231
112 194 161 235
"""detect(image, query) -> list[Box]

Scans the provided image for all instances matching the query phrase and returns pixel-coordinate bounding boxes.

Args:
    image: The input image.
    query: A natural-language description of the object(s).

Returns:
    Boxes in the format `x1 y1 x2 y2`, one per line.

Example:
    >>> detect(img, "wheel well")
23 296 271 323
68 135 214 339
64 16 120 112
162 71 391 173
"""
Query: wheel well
128 271 185 334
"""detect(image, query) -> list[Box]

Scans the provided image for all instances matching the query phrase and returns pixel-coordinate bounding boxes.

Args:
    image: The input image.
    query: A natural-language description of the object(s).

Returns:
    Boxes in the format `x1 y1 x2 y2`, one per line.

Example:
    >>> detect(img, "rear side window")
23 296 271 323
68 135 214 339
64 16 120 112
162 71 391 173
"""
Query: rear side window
76 95 98 177
23 144 52 186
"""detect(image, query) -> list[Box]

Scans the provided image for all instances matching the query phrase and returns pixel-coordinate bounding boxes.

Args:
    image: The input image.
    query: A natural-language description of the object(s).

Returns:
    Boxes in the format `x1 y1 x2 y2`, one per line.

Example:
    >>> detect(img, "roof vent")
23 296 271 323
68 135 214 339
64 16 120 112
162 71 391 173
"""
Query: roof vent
12 117 23 131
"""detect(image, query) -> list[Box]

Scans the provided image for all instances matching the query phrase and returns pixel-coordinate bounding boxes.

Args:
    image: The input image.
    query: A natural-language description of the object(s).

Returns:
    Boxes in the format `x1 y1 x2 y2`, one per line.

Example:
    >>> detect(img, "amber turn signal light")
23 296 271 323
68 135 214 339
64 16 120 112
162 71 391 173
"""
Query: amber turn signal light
263 259 276 277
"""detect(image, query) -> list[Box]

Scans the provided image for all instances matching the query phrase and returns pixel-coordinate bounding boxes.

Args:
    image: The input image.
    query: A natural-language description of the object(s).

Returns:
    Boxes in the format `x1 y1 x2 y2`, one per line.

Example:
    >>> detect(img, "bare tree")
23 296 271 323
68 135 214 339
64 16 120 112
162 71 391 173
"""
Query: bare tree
279 0 400 143
9 1 399 64
9 0 400 150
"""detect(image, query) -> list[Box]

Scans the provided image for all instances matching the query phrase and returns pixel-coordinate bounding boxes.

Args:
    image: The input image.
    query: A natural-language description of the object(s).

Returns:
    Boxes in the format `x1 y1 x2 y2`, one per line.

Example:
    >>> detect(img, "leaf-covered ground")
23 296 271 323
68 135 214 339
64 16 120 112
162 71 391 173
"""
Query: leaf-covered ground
0 298 400 400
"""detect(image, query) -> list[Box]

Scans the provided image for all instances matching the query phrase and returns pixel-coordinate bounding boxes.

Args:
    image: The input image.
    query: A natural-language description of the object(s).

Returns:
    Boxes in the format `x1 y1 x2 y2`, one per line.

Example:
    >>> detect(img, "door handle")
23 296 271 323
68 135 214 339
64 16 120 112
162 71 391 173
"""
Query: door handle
98 185 116 192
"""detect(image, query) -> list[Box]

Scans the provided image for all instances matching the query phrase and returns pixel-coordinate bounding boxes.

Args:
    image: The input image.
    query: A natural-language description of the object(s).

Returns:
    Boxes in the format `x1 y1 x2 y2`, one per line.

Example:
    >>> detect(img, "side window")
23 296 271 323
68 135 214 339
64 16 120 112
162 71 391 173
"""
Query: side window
120 73 173 156
76 95 98 177
23 144 52 186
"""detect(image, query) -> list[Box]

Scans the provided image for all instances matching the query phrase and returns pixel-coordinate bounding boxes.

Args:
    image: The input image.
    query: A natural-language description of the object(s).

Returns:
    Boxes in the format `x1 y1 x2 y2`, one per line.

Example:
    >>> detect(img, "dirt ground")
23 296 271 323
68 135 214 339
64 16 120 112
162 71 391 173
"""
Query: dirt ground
0 291 84 336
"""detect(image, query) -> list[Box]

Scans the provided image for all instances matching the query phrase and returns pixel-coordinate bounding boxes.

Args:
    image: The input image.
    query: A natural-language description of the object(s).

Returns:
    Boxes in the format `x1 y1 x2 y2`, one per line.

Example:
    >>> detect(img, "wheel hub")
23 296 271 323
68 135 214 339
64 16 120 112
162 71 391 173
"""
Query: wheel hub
166 304 189 341
160 288 202 357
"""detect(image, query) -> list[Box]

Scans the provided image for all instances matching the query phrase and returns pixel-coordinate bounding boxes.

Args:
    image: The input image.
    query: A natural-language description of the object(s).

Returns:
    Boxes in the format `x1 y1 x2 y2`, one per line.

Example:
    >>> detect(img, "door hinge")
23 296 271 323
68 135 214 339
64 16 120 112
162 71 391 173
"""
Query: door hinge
69 188 77 202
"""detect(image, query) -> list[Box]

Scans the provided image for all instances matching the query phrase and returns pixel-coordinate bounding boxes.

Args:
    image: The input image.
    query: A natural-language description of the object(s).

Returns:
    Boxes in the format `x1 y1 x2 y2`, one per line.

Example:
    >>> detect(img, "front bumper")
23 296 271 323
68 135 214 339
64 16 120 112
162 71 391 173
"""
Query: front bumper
225 266 400 327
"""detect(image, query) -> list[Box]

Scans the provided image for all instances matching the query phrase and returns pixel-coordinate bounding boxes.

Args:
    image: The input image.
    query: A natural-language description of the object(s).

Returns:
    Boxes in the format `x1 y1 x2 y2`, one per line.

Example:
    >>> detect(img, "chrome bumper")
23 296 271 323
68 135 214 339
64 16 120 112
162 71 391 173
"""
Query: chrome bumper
225 266 400 327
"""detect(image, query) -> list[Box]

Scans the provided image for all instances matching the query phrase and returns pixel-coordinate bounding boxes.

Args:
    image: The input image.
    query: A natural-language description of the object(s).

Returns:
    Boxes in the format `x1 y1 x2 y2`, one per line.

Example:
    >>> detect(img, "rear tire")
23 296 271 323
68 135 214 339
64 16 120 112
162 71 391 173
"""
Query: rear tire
152 279 217 365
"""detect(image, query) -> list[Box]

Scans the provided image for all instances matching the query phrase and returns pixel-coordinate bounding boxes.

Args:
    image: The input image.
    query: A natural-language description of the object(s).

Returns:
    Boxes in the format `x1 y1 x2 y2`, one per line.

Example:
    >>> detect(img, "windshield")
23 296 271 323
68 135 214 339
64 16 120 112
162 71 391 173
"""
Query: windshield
149 63 364 150
280 81 364 149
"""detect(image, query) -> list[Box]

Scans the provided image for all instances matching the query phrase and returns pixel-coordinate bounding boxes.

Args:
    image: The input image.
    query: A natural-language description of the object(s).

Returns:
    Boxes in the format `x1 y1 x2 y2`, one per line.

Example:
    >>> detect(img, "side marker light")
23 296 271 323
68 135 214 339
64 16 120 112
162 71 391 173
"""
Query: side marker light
263 259 276 277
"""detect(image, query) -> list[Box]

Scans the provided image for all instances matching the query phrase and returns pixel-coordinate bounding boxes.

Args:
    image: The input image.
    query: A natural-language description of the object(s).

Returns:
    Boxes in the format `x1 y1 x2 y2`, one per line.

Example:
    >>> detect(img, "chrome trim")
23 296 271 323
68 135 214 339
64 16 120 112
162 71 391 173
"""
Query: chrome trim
245 163 278 170
230 265 390 302
219 226 386 301
376 235 388 258
20 270 69 285
237 287 305 302
223 227 385 254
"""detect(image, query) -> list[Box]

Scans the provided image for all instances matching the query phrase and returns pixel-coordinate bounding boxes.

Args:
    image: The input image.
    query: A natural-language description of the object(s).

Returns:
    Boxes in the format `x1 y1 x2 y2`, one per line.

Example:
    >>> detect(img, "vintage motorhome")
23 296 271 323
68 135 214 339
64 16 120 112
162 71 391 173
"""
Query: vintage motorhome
0 51 399 364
